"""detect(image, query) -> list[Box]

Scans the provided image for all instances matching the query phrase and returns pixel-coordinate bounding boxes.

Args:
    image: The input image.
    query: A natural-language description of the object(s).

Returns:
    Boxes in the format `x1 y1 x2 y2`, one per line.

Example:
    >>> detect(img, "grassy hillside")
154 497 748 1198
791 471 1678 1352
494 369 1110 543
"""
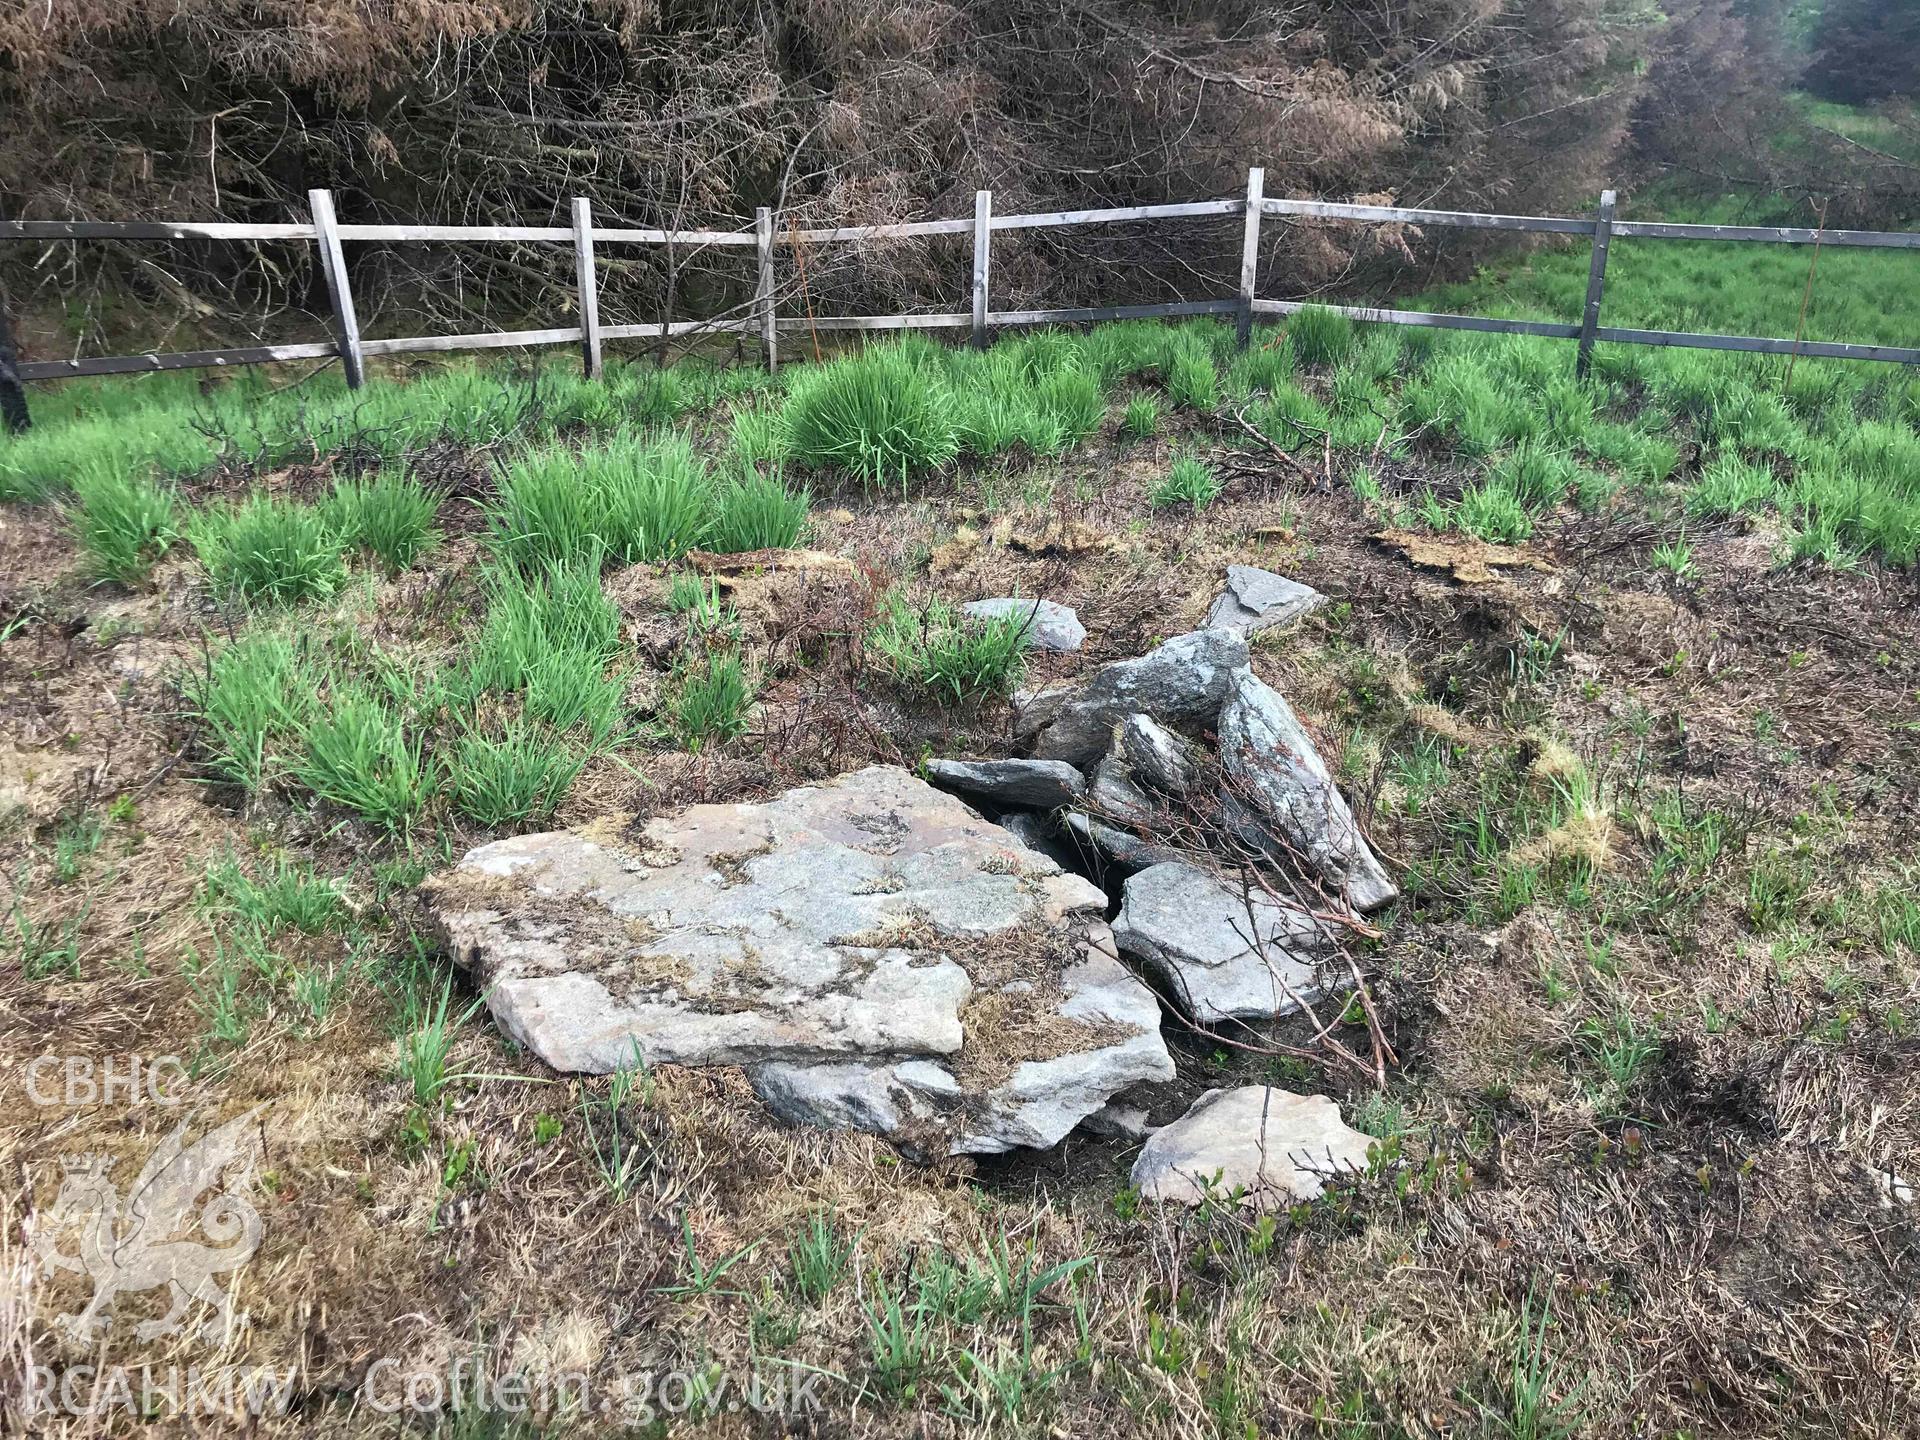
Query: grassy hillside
3 182 1917 1436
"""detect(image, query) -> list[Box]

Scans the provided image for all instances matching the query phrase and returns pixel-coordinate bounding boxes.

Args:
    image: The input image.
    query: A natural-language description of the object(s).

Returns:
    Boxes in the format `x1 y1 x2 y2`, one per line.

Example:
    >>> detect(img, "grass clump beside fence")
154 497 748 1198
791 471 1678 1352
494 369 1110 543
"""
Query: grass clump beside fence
192 493 348 603
779 347 960 486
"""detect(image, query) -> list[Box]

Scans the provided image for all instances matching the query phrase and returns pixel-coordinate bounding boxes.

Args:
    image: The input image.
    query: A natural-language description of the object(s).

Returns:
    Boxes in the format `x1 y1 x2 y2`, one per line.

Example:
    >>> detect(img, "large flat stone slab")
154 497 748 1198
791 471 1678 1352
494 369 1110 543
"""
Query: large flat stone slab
424 765 1173 1154
1131 1087 1374 1209
1112 861 1328 1021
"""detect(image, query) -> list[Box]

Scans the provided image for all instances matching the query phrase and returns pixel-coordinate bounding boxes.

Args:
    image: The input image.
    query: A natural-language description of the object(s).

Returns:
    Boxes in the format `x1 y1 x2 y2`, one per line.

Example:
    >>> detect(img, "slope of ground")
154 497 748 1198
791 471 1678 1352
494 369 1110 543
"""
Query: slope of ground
2 275 1918 1437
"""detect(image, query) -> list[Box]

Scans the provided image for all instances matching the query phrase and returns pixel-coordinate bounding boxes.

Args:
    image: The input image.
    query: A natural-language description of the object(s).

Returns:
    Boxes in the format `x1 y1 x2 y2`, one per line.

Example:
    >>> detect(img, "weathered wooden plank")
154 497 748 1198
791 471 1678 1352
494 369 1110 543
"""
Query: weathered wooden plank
992 300 1238 326
755 206 777 374
972 191 992 351
602 319 759 339
784 313 972 332
1610 220 1920 249
572 199 603 379
1591 326 1920 365
1263 198 1595 236
782 219 975 243
308 190 364 389
1576 189 1616 380
336 224 571 242
588 227 757 247
0 221 317 241
990 199 1241 231
17 341 341 381
1250 298 1580 339
1236 168 1264 348
358 327 583 357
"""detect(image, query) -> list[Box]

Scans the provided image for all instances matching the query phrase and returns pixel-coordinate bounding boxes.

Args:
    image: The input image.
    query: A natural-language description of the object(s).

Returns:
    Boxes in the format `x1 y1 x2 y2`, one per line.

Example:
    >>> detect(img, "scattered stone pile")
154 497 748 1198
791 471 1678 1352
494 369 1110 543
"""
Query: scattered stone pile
423 565 1392 1185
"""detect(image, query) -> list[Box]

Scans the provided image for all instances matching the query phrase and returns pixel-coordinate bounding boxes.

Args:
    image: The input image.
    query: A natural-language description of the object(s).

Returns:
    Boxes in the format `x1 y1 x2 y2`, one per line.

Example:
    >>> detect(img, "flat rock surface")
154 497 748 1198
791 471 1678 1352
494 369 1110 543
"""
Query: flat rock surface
1027 629 1248 766
1112 861 1328 1020
424 765 1172 1154
1205 565 1326 634
1131 1087 1374 1208
963 597 1085 651
1217 668 1398 911
925 757 1086 811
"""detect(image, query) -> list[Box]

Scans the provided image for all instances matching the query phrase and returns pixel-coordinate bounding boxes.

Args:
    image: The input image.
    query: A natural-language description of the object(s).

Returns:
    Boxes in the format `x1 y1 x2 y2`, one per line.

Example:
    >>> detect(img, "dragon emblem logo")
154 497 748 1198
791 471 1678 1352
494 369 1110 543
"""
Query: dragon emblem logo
32 1107 266 1343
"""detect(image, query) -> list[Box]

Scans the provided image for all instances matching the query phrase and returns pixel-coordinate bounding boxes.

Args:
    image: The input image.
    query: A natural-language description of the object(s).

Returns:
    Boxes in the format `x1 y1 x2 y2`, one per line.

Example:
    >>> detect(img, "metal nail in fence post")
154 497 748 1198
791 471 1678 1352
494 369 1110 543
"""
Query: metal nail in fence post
1236 166 1265 349
755 206 777 375
308 189 364 389
1576 188 1616 381
972 190 992 351
572 198 603 379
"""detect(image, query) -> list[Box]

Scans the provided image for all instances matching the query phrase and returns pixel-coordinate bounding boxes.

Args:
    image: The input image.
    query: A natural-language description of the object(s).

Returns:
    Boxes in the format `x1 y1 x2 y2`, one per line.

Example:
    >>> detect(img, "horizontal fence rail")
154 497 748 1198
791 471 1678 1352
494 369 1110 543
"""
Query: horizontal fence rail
4 176 1917 396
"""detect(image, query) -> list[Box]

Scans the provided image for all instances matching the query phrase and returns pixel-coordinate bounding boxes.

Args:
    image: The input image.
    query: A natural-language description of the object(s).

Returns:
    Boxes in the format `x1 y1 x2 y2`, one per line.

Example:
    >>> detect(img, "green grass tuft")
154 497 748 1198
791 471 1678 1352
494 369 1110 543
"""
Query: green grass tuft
779 346 959 485
449 717 585 827
867 590 1027 703
707 467 810 553
70 466 177 584
1150 456 1222 511
192 494 346 603
326 469 440 570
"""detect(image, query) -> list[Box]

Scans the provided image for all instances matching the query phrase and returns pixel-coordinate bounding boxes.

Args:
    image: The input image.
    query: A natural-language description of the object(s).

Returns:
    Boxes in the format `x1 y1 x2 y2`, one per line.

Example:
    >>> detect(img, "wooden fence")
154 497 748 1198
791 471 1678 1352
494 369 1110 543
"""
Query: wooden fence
4 171 1918 399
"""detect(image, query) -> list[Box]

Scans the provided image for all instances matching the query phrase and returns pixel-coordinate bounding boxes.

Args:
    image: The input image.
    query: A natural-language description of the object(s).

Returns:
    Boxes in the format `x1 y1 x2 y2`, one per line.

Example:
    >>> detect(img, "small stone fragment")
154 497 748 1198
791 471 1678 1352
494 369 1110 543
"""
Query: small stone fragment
1087 755 1155 827
1205 565 1326 635
1061 813 1188 873
1080 1102 1154 1141
963 597 1086 652
1131 1087 1375 1209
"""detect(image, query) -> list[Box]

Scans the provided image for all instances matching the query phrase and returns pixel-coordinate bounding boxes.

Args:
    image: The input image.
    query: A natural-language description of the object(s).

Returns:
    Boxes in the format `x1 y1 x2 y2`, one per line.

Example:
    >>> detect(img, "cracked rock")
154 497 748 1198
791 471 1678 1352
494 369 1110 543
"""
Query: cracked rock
1131 1087 1374 1209
424 765 1173 1155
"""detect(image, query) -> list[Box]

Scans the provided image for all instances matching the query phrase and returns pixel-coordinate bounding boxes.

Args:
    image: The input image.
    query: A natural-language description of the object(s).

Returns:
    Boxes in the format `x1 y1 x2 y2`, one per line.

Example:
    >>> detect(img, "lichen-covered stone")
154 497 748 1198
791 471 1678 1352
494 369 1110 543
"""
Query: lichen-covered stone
424 765 1173 1154
1027 630 1248 766
1217 668 1398 911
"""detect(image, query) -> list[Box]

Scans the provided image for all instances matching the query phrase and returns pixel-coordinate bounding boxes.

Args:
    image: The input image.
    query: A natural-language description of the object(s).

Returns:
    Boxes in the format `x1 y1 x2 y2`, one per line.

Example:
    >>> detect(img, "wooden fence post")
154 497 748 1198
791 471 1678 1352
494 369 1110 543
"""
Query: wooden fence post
1236 167 1265 349
572 198 603 379
0 281 28 434
1576 188 1616 381
971 190 992 351
308 189 364 390
755 206 777 374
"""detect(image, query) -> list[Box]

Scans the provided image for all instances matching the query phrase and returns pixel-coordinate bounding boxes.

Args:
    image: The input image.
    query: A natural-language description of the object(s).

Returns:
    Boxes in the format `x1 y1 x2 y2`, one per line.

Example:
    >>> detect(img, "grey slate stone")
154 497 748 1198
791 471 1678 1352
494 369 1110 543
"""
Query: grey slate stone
1119 714 1200 794
964 597 1085 652
925 757 1086 811
1217 669 1398 912
1132 1087 1375 1209
1030 629 1249 766
1205 566 1326 635
1112 860 1328 1021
